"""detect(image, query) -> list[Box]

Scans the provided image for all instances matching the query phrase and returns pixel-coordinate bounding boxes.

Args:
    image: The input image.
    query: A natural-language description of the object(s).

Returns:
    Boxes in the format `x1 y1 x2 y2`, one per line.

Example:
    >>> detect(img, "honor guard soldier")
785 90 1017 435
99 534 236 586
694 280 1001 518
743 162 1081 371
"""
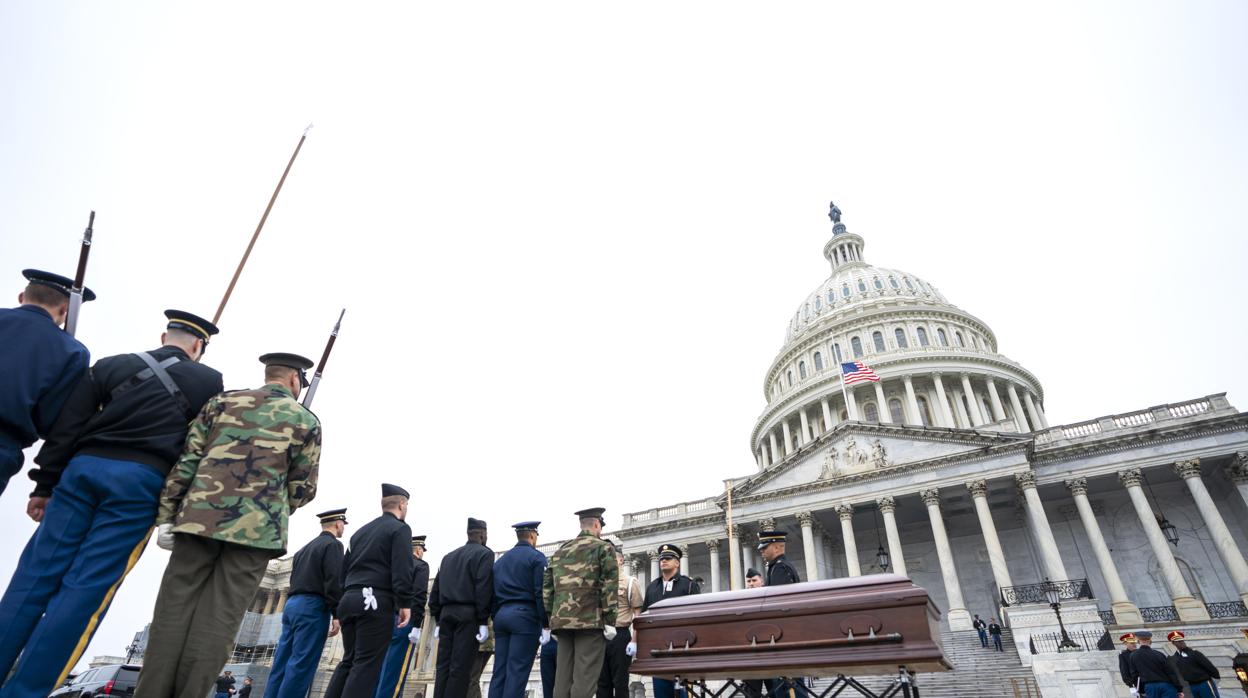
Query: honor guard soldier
324 484 417 698
1128 631 1185 698
544 507 619 698
758 531 803 698
1169 631 1221 698
0 269 92 494
599 544 644 698
0 309 222 698
266 508 350 698
374 535 432 698
640 544 699 698
745 568 764 589
487 521 549 698
138 351 322 698
1118 633 1139 693
431 518 496 698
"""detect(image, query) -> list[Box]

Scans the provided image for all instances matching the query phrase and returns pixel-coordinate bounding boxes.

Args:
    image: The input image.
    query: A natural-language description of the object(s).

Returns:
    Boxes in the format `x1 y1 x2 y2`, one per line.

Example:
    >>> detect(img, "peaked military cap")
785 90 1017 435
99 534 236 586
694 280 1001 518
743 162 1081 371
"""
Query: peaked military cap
164 309 219 340
757 530 787 550
575 507 606 524
23 269 96 301
512 521 540 533
317 508 347 523
260 352 314 387
657 543 682 560
467 517 487 532
1167 630 1185 642
412 535 427 549
381 483 410 499
745 568 762 578
1135 630 1153 640
1118 633 1137 644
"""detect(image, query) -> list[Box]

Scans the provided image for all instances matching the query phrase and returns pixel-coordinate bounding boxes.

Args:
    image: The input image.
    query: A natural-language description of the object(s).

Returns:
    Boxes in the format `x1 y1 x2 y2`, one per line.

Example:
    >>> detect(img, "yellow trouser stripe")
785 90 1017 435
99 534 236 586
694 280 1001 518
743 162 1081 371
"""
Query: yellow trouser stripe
391 643 415 698
55 527 153 686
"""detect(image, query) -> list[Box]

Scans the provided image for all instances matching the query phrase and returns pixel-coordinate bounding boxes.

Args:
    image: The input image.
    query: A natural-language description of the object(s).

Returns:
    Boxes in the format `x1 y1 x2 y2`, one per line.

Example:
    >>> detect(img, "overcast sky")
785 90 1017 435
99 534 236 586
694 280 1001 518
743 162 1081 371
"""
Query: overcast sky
2 1 1245 670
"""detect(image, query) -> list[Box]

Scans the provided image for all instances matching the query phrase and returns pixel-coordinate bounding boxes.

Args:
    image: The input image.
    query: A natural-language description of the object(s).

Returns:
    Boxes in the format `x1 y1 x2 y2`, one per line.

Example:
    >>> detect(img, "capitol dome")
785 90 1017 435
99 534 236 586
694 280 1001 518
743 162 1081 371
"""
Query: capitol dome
750 204 1049 470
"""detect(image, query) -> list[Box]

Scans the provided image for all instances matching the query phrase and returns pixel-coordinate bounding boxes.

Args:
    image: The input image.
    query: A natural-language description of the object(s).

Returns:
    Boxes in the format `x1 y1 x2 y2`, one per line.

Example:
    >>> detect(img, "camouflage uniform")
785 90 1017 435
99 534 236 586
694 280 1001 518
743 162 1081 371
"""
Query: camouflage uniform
136 383 322 698
542 532 618 698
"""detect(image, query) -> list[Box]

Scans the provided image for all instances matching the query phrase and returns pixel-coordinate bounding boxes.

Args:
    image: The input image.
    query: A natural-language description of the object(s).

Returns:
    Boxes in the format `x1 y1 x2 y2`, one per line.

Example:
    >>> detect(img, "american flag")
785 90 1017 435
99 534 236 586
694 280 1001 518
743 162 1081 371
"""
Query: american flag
840 361 881 385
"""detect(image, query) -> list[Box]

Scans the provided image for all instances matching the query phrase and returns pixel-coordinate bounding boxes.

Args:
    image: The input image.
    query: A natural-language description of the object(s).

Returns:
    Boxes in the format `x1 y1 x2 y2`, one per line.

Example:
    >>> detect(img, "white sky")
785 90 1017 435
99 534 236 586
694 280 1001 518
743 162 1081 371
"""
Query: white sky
1 1 1245 671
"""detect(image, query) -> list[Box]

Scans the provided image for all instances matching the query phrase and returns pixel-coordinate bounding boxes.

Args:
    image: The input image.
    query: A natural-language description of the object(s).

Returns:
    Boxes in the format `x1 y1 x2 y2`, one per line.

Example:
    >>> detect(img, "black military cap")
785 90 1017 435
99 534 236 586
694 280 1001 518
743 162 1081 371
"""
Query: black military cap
746 568 762 578
164 309 219 341
467 517 487 532
412 535 427 549
575 507 606 525
657 543 682 560
259 352 314 388
23 269 96 301
381 483 410 499
757 530 787 550
317 508 348 524
512 521 541 533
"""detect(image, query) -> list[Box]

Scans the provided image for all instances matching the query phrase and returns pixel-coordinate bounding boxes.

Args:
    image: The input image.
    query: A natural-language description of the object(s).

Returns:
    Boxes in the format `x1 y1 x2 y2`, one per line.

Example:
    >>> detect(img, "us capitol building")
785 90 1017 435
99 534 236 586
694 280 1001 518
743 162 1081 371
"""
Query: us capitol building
614 205 1248 696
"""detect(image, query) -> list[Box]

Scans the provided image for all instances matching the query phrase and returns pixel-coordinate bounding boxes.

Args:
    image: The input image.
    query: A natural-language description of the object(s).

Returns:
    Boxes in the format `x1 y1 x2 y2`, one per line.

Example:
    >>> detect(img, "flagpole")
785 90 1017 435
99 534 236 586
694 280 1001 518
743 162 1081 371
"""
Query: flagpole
725 478 741 590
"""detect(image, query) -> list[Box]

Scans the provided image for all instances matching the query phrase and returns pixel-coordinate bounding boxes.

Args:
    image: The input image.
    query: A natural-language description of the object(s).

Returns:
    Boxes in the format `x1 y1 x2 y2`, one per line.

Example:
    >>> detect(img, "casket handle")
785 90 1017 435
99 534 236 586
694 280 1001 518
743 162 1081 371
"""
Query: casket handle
649 633 904 657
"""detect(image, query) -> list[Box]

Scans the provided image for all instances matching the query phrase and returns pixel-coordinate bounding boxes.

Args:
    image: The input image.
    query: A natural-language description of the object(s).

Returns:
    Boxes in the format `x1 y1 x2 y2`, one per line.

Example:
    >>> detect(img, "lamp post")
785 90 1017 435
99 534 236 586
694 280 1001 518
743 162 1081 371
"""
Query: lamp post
1143 471 1180 545
874 504 890 571
1043 577 1080 651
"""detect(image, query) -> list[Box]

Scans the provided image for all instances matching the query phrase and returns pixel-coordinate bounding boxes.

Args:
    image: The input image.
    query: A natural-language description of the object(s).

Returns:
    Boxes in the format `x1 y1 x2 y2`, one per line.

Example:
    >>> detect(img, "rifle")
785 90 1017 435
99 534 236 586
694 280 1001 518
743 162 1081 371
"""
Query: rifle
302 308 345 409
64 210 95 336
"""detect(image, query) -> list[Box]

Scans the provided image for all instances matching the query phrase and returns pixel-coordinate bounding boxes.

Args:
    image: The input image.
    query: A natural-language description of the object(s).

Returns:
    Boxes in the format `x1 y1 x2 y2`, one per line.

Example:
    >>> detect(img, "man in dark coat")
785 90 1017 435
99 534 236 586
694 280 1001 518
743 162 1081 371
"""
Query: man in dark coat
757 531 803 698
972 615 988 648
987 619 1004 652
1119 633 1139 692
430 517 495 698
1169 630 1220 698
1128 630 1185 698
641 544 700 698
373 535 432 698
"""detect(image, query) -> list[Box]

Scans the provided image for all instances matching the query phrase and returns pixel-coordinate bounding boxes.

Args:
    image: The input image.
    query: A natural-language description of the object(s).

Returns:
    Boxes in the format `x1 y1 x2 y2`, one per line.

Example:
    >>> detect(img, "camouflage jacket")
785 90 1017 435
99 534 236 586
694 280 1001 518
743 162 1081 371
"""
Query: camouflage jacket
542 531 618 630
157 383 321 555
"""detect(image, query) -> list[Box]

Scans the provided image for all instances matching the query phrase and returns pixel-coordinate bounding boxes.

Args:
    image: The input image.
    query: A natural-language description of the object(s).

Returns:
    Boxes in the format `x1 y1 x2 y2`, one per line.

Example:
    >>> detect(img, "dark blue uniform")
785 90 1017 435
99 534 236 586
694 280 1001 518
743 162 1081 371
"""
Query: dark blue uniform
374 556 430 698
1128 644 1184 697
487 541 548 698
266 531 347 698
0 305 88 494
643 574 700 698
763 555 804 698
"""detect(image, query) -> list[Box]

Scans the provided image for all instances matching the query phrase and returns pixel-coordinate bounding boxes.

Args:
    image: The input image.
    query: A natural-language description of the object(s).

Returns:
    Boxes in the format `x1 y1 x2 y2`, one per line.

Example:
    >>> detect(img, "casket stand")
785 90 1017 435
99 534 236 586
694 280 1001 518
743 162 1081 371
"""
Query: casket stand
629 574 950 698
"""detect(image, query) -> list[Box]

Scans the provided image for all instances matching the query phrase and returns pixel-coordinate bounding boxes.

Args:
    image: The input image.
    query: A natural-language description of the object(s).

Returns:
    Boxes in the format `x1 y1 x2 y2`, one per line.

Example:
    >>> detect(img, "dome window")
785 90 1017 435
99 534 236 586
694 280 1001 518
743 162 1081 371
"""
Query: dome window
803 305 810 320
864 402 880 423
787 370 793 387
833 343 843 363
894 328 908 349
916 396 932 426
889 277 899 289
888 399 904 424
813 352 824 371
851 336 864 358
827 291 835 305
937 328 949 347
955 331 965 347
917 327 929 347
904 277 914 290
872 331 885 353
799 361 808 380
815 297 822 310
842 284 851 298
873 277 883 290
857 280 867 293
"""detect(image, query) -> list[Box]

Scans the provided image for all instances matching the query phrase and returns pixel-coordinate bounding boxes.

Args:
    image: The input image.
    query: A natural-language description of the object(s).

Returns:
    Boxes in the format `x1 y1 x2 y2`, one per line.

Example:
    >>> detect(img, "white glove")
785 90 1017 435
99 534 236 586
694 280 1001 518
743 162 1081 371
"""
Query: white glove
475 624 489 643
603 625 618 641
409 627 422 644
156 524 176 551
1128 690 1138 698
625 641 637 657
540 628 551 645
433 626 440 639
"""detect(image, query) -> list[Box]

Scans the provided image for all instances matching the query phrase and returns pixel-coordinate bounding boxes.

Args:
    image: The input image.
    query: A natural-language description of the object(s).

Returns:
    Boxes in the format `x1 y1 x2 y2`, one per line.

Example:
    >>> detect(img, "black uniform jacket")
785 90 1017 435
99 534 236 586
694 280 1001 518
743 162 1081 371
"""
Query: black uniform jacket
1118 649 1137 687
765 554 801 586
411 557 431 625
341 511 415 609
1172 646 1220 683
289 531 346 616
429 541 494 624
642 574 700 612
1129 645 1183 689
31 345 223 496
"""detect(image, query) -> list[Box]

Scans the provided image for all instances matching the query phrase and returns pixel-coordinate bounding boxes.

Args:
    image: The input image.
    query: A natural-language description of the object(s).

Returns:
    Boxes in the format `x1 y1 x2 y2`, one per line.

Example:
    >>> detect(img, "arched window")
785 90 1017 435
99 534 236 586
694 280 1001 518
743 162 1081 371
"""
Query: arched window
813 352 824 371
873 277 883 290
889 399 904 424
815 297 822 310
799 361 807 380
802 305 810 319
857 279 867 292
833 343 843 363
916 396 932 426
955 331 965 347
851 336 863 358
786 371 793 387
827 291 835 305
894 328 908 349
872 331 885 352
864 402 879 423
904 277 914 289
889 276 899 289
840 409 849 420
937 328 948 346
842 284 851 298
917 327 929 346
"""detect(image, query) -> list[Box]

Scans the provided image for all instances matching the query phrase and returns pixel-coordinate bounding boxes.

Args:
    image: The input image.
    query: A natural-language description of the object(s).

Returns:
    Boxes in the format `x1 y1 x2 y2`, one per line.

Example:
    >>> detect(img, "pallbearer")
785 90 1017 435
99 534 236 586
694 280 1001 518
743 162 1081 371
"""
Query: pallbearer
639 544 699 698
0 269 92 494
1117 633 1138 692
598 544 644 698
374 535 432 698
431 518 496 698
1168 631 1222 698
488 521 548 698
544 508 618 698
137 351 322 698
266 508 350 698
757 531 803 698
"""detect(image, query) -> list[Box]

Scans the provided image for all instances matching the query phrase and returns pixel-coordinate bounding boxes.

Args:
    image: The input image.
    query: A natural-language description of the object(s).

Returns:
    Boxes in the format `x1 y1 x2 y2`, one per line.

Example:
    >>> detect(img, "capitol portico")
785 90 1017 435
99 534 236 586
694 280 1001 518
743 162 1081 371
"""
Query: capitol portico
615 205 1248 694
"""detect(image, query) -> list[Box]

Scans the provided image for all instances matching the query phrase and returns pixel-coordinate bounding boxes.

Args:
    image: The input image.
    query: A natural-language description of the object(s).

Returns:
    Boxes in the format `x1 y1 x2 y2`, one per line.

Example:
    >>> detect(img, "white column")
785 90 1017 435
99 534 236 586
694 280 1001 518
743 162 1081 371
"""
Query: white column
874 382 892 423
679 551 690 577
1119 468 1210 621
1175 460 1248 605
950 387 971 428
768 431 780 464
1023 392 1044 433
836 505 861 577
727 525 741 591
798 409 811 446
960 374 985 426
931 374 956 427
798 512 819 581
921 489 971 629
706 539 722 593
1033 397 1050 428
781 420 794 455
1065 478 1142 625
821 398 834 431
1006 383 1030 432
903 376 921 426
760 445 770 468
1015 471 1068 581
966 479 1012 593
648 551 660 581
1229 454 1248 512
845 388 860 421
985 377 1007 422
877 496 907 578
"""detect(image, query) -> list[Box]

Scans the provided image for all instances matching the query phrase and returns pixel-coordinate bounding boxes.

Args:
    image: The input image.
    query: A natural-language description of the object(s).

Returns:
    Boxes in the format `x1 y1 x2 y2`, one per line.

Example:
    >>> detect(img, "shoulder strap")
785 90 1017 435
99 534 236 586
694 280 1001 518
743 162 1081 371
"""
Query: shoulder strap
131 352 193 417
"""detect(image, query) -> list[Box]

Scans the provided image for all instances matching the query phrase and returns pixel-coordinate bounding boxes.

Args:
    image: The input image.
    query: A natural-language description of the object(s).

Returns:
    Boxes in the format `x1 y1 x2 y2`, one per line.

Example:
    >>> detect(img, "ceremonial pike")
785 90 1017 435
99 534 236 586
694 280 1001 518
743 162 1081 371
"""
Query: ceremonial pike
302 308 345 409
64 210 94 336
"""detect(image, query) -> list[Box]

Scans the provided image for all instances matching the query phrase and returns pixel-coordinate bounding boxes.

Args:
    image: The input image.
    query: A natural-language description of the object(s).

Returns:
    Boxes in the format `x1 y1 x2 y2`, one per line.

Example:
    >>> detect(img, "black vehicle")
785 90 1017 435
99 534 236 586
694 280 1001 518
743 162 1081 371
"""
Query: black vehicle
49 664 141 698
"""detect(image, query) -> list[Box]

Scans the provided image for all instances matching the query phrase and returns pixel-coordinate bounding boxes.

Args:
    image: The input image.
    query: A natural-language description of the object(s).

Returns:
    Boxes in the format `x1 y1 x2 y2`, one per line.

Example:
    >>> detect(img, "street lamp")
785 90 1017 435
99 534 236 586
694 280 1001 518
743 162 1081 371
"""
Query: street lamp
873 504 890 571
1043 577 1080 651
1143 472 1180 546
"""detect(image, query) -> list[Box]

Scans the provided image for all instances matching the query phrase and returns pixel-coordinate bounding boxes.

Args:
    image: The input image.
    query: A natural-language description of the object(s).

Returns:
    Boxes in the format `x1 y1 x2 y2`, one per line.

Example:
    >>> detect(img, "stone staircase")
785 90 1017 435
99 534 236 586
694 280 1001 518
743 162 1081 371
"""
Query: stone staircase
810 629 1039 697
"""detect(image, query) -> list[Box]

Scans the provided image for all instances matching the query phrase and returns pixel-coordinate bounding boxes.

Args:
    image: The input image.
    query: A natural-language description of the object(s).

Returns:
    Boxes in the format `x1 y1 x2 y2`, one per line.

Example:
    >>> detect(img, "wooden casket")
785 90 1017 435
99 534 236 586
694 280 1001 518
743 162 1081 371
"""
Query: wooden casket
629 574 950 680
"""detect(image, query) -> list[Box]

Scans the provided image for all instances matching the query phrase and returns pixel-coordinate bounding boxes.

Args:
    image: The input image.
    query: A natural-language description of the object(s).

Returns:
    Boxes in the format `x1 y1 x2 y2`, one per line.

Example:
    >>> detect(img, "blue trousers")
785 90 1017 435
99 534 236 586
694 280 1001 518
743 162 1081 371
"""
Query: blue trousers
374 616 417 698
487 604 541 698
1188 680 1220 698
539 637 557 698
0 455 163 698
652 679 686 698
976 628 987 647
265 594 332 698
1144 683 1180 698
992 633 1003 651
